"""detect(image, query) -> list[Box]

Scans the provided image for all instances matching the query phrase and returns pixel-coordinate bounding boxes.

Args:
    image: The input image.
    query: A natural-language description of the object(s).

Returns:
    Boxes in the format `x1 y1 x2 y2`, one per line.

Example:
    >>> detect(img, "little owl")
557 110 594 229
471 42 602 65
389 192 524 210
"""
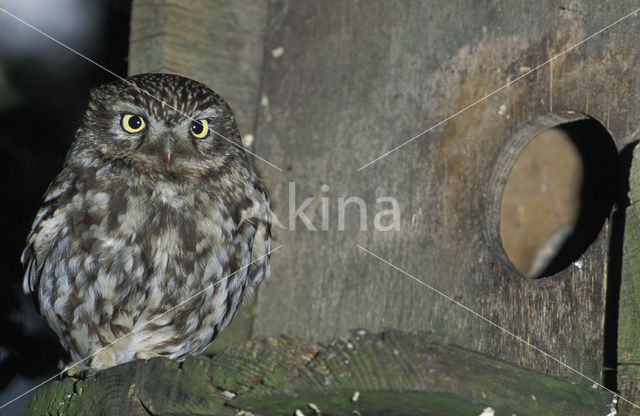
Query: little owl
22 73 272 372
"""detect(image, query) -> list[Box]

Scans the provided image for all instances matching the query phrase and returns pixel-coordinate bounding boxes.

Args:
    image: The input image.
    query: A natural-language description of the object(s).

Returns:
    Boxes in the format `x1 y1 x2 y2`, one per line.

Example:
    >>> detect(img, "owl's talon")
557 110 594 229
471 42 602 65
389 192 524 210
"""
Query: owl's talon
64 362 93 380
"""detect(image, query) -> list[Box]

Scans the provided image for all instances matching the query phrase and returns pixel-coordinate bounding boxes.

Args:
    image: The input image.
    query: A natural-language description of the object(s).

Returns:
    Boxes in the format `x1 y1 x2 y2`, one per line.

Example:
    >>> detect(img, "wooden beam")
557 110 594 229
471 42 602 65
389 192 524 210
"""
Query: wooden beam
23 331 612 415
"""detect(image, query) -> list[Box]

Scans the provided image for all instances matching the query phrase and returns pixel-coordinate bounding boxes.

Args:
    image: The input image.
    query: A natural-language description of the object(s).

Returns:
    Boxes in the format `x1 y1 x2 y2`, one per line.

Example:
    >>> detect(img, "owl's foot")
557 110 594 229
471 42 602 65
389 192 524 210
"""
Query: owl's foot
63 346 118 377
64 361 94 379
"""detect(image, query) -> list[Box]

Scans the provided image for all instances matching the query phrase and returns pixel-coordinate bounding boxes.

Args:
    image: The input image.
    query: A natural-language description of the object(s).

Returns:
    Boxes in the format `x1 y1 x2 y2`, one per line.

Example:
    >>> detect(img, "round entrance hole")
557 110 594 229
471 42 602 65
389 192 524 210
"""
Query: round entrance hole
486 112 618 278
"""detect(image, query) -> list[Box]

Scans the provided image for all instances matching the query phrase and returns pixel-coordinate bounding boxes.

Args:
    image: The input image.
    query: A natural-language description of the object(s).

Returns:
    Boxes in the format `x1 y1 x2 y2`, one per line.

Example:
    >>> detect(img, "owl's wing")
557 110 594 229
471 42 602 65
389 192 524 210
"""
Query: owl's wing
239 181 272 288
21 178 70 295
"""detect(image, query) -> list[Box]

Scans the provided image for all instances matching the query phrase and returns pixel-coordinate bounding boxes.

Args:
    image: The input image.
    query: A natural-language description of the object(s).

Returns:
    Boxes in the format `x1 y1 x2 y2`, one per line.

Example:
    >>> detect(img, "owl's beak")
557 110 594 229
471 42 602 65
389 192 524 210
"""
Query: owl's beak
163 137 175 170
165 152 173 170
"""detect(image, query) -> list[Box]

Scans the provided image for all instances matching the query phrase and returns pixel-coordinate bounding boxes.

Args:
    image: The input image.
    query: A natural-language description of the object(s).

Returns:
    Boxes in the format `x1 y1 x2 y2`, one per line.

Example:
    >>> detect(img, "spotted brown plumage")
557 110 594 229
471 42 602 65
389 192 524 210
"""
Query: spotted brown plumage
22 73 271 372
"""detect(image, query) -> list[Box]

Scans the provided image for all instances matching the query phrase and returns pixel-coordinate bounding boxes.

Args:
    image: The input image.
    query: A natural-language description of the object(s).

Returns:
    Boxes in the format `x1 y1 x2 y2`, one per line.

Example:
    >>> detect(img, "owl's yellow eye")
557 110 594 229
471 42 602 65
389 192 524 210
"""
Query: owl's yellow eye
121 114 146 133
190 119 209 139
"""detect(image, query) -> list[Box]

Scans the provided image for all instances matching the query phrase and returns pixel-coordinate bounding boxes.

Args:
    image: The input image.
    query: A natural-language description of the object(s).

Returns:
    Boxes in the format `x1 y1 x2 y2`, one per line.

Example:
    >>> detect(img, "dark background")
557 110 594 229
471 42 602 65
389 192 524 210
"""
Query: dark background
0 1 130 413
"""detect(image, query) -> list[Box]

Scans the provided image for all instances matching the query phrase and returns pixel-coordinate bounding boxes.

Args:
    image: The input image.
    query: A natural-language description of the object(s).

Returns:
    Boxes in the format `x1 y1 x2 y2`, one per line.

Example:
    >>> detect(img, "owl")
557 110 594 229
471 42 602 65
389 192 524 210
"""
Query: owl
21 73 272 372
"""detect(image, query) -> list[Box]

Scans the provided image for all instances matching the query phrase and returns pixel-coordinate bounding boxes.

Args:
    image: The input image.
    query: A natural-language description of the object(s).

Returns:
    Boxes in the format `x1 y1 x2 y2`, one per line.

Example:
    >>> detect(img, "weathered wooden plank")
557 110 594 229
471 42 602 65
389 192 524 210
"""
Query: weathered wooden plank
618 367 640 415
23 331 612 416
252 0 640 383
618 142 640 412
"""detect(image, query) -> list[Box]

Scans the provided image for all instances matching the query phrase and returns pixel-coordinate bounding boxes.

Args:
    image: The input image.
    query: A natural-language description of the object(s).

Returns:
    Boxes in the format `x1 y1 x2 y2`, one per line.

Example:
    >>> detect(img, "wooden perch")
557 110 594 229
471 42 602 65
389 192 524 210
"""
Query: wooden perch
24 331 610 415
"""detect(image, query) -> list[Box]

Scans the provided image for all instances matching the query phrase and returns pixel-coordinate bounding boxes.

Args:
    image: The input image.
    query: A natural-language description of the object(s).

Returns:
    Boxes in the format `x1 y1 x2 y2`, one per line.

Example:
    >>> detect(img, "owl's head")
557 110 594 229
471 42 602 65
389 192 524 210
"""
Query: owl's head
70 73 248 182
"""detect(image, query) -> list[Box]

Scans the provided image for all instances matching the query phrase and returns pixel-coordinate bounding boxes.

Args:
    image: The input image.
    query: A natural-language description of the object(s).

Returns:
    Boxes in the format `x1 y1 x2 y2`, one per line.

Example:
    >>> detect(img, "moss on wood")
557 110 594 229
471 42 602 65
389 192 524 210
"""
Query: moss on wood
24 331 610 415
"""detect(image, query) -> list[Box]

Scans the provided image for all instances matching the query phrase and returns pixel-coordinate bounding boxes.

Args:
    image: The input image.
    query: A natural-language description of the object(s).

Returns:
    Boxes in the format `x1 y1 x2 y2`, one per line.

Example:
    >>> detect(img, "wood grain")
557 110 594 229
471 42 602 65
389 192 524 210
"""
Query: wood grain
251 0 640 383
618 143 640 414
24 331 611 416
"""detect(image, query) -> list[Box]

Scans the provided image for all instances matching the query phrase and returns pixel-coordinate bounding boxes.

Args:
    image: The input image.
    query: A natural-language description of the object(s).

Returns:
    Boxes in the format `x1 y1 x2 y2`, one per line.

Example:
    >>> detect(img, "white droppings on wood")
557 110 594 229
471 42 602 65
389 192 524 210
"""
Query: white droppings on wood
271 46 284 58
307 402 321 414
242 134 255 148
222 390 236 399
351 391 360 402
477 407 495 416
